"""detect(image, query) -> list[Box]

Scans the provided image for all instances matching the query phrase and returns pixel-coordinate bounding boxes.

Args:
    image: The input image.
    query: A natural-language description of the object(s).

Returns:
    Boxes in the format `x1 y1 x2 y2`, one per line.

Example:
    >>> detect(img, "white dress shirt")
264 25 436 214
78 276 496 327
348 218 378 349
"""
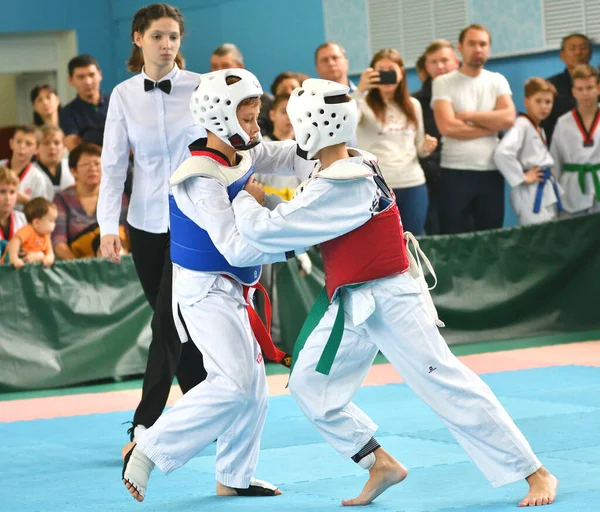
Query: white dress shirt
98 65 206 236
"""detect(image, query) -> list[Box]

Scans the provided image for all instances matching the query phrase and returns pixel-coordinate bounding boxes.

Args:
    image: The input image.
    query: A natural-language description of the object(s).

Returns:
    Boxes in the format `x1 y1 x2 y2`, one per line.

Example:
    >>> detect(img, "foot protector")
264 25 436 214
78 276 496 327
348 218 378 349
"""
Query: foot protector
233 478 279 496
122 443 155 500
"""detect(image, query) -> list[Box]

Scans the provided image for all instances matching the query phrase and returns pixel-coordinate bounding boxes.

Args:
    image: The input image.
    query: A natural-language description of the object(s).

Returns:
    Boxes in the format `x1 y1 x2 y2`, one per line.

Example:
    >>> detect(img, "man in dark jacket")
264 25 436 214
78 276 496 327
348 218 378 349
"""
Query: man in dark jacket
412 40 459 234
542 33 592 145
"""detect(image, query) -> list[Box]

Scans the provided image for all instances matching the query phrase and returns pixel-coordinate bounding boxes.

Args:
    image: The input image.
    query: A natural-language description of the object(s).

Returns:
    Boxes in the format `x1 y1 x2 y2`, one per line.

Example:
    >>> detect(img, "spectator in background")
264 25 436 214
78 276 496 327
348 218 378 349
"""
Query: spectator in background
255 94 308 346
315 42 356 91
413 39 459 234
30 84 61 127
315 41 358 147
210 43 273 134
0 125 53 207
542 33 592 145
355 48 438 235
270 71 303 97
98 4 207 444
209 42 244 71
494 78 562 225
433 24 515 234
258 95 301 198
59 55 110 151
415 53 427 83
32 126 74 194
3 197 56 269
53 143 128 260
0 168 26 259
551 64 600 216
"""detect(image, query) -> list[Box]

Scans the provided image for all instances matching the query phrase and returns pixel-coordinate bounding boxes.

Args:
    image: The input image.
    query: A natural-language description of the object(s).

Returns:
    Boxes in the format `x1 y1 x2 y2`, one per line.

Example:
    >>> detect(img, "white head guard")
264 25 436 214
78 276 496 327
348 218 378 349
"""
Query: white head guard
286 78 358 159
190 68 263 150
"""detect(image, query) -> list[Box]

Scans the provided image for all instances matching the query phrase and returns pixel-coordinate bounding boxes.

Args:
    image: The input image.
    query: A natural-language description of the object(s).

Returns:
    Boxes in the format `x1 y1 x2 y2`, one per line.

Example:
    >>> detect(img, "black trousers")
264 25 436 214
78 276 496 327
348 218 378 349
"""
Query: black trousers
438 168 505 234
129 225 207 428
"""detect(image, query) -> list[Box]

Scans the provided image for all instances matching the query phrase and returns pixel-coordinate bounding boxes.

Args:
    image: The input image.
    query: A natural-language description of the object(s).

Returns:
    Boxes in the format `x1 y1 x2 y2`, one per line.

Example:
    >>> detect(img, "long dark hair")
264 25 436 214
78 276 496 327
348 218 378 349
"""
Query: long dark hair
127 4 185 73
30 84 60 126
366 48 417 127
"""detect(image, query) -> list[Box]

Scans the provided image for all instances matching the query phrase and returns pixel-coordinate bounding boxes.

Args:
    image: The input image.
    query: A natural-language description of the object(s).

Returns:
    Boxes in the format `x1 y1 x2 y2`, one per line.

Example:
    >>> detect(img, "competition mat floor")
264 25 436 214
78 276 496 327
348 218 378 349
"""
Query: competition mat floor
1 339 599 511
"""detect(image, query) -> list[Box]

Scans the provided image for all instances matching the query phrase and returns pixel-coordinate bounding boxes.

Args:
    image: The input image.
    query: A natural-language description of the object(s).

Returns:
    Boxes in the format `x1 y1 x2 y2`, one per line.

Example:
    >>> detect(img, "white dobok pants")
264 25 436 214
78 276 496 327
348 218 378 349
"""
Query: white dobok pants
137 275 268 488
288 272 541 487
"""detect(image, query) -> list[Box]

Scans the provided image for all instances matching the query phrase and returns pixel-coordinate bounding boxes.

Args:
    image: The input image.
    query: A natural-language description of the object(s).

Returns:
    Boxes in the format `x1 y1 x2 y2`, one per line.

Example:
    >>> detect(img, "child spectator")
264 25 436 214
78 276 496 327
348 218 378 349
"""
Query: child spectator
270 72 303 97
30 83 61 127
257 95 302 200
0 125 53 207
0 168 26 260
494 78 563 225
550 64 600 215
255 94 309 344
33 125 74 193
3 197 57 269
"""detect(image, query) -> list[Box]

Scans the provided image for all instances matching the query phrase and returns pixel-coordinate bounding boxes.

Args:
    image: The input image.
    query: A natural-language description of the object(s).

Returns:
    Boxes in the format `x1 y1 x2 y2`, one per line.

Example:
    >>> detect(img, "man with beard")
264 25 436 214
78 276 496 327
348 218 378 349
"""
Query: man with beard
432 24 515 234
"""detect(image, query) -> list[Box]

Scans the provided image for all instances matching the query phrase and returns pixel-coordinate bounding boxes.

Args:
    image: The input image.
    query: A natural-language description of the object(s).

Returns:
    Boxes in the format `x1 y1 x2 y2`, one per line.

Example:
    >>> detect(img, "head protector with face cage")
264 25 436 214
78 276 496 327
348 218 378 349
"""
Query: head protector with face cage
190 68 263 150
287 78 358 159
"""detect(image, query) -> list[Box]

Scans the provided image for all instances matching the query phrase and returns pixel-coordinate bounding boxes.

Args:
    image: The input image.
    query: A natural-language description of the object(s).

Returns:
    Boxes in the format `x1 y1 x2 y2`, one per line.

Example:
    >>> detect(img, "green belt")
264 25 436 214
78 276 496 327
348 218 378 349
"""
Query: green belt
563 163 600 200
291 284 362 376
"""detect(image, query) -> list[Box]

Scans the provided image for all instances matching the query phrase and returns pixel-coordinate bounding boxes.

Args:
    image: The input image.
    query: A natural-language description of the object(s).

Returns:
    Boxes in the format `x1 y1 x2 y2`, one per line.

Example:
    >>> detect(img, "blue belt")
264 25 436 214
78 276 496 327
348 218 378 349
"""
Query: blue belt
533 168 563 214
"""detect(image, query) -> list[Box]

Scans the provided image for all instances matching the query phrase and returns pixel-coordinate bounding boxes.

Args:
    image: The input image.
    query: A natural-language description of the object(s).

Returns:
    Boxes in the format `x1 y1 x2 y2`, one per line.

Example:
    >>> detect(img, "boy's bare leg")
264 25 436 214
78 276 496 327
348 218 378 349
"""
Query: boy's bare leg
519 467 558 507
342 448 408 506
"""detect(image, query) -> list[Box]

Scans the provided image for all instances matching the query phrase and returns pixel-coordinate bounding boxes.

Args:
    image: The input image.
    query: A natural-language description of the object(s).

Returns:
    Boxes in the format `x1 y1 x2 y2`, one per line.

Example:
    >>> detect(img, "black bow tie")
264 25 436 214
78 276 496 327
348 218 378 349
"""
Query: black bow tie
144 78 172 94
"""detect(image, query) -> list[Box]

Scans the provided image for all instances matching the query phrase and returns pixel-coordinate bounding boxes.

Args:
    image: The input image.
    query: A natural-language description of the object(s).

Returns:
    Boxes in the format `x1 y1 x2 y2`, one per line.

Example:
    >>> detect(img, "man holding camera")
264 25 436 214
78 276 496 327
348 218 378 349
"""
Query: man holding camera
432 24 515 234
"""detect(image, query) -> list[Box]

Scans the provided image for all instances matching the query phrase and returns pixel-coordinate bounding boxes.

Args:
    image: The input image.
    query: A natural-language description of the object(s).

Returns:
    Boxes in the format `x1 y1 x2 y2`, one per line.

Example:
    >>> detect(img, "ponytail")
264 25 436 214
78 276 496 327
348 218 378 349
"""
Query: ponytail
127 45 145 73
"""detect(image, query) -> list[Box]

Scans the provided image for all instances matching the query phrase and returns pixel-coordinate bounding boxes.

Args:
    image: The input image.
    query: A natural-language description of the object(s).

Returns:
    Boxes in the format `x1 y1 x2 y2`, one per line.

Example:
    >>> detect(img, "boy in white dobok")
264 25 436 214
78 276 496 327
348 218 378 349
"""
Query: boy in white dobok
121 68 312 502
551 64 600 215
494 78 563 225
233 79 558 507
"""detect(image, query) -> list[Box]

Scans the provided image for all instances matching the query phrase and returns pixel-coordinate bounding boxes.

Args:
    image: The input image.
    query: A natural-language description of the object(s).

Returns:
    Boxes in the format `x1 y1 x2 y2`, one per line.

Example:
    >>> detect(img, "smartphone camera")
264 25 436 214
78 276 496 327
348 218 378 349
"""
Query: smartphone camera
378 70 397 85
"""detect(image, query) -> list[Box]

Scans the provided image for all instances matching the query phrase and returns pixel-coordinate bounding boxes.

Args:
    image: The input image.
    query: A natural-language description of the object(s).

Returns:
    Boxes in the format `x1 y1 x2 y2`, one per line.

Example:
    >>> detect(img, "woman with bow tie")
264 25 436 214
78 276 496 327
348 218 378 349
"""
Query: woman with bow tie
97 3 207 448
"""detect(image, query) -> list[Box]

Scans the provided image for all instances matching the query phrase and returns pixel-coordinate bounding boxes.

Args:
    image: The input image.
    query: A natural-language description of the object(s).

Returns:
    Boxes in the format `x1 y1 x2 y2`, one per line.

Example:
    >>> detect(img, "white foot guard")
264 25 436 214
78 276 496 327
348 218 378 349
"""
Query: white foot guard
233 478 280 496
132 425 147 441
122 444 155 502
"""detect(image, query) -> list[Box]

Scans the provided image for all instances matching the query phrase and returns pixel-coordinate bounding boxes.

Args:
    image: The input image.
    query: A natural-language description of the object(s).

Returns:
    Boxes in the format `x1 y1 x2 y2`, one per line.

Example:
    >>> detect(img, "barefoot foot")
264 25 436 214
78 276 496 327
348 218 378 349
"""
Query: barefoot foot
122 441 136 460
217 478 282 496
122 443 155 502
519 466 558 507
342 448 408 506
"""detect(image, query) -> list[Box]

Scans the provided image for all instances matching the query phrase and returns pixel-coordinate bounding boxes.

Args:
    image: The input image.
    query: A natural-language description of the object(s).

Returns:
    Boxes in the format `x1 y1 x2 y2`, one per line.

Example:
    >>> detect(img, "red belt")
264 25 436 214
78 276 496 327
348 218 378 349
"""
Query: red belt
241 281 292 369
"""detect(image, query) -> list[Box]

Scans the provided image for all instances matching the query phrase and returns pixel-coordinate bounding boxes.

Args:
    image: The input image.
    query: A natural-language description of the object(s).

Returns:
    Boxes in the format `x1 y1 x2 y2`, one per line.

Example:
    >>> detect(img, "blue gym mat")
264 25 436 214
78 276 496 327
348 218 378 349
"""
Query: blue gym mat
1 365 599 511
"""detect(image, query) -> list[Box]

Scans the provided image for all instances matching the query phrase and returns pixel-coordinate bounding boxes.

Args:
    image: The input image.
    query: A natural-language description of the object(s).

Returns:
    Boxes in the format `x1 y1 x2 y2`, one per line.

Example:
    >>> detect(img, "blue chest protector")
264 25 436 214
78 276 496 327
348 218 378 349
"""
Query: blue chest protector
170 165 261 285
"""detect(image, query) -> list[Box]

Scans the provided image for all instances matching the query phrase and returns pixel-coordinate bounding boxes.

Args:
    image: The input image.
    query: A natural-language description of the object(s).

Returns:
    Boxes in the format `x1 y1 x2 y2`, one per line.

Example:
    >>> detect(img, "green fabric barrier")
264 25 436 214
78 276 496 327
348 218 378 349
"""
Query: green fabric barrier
0 256 152 392
1 213 599 392
276 213 600 355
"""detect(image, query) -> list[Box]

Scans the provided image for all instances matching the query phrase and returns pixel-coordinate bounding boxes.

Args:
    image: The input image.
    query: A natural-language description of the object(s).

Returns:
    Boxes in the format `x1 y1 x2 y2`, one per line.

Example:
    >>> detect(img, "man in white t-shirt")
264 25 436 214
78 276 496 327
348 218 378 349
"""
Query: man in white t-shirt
432 24 516 234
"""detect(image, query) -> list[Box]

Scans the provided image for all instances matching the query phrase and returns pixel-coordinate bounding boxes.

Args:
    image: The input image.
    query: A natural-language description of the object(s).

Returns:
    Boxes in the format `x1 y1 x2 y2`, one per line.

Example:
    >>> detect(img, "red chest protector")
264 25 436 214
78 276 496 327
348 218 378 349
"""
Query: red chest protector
319 167 409 301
